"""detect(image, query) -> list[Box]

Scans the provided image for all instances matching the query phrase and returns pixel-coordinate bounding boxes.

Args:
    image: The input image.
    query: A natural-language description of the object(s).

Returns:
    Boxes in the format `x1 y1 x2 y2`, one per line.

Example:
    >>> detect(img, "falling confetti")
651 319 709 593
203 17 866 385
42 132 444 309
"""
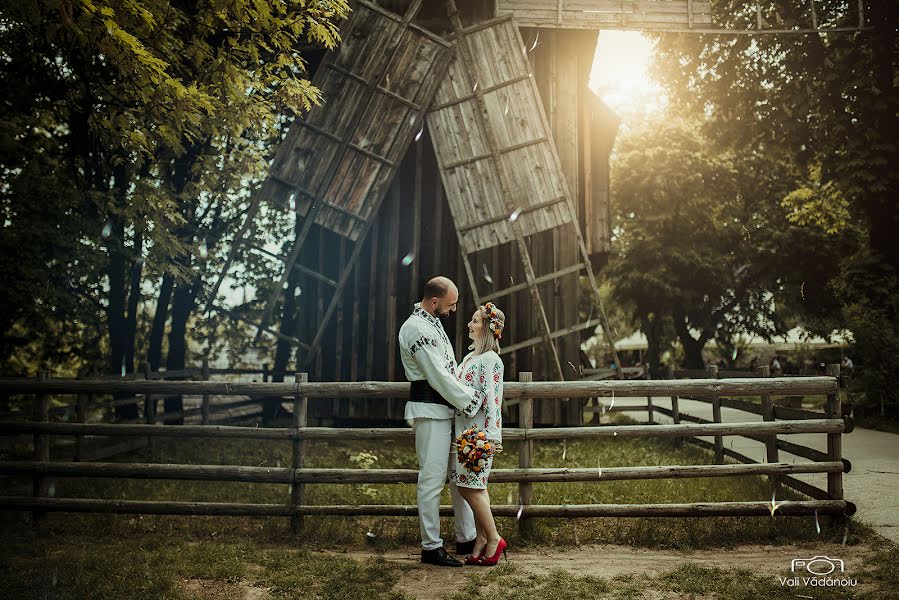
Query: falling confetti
613 431 618 437
101 221 112 238
199 241 208 259
414 121 424 142
509 208 521 221
800 281 806 301
732 347 738 361
401 253 415 267
289 195 296 212
507 491 514 504
295 286 302 297
121 356 126 378
472 77 479 92
481 264 493 285
815 509 821 534
609 389 615 411
366 531 377 540
528 31 540 52
516 505 524 520
504 95 511 116
768 490 781 517
562 439 567 461
567 361 578 374
597 460 603 478
842 525 849 545
509 276 514 285
385 73 391 89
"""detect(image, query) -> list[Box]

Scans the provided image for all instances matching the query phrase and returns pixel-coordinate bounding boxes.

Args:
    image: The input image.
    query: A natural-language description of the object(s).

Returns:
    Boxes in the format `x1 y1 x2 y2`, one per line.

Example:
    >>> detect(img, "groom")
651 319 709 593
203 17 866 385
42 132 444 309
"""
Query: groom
399 276 482 567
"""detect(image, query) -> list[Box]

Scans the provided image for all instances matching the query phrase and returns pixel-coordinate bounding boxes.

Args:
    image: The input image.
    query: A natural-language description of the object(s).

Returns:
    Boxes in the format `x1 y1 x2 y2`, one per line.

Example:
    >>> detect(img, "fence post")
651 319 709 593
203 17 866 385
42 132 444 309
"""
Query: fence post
263 363 270 383
291 372 308 534
201 357 210 425
32 370 51 527
645 365 654 424
75 391 88 462
826 364 843 504
518 371 534 538
708 365 723 464
758 365 780 494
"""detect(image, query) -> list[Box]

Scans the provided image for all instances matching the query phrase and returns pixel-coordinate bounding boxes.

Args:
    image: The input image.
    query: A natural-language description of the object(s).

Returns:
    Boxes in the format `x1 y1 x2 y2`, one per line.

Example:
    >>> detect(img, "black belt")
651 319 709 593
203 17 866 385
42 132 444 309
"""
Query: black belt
409 380 452 408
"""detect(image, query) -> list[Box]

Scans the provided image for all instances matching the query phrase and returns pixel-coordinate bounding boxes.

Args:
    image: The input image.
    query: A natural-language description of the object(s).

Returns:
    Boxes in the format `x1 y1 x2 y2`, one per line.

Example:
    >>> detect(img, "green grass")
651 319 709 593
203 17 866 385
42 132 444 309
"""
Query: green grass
0 529 412 600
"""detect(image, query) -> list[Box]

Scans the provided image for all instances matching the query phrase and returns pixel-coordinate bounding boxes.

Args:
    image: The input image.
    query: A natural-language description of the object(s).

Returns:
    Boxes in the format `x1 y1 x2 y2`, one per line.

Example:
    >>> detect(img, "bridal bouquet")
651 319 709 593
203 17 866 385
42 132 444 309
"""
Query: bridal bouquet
455 427 501 473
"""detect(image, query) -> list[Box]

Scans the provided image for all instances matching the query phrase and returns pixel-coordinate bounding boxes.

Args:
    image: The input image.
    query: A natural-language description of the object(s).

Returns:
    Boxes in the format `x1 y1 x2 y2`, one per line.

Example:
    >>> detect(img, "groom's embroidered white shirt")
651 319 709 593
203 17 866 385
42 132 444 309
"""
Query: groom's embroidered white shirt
400 302 481 422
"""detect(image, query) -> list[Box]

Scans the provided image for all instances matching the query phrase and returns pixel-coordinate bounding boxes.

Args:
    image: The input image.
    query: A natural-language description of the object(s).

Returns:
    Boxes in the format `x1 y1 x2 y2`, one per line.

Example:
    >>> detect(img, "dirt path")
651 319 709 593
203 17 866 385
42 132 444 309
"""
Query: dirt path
339 542 882 600
648 397 899 544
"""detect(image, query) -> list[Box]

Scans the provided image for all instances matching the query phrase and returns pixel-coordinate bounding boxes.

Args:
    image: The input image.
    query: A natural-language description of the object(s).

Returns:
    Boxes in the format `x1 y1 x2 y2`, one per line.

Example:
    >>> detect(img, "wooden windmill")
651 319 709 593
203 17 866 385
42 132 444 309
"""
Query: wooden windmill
207 0 864 386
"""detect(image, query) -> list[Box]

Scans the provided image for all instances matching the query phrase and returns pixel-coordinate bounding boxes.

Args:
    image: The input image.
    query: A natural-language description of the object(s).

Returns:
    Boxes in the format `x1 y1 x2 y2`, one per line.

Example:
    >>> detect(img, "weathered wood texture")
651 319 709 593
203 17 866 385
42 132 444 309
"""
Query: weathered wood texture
0 418 847 440
0 376 838 397
0 497 853 518
0 461 844 484
265 1 452 240
429 17 575 254
496 0 713 30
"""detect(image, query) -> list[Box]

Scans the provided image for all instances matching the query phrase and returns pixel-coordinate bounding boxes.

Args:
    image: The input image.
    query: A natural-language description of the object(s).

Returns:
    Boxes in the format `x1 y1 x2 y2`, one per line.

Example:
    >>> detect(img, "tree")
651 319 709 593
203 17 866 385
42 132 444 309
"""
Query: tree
608 117 806 370
1 1 350 417
652 0 899 412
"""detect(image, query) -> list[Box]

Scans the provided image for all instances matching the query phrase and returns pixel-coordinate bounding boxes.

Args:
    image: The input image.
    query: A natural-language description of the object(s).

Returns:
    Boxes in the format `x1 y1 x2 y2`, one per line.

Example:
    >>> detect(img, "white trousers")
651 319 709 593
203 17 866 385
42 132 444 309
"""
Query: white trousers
413 418 477 550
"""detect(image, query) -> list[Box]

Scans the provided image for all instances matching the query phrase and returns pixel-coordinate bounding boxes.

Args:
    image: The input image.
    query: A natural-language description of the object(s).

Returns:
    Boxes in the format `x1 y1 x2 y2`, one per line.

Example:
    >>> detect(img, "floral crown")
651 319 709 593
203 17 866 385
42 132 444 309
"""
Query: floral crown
482 302 503 340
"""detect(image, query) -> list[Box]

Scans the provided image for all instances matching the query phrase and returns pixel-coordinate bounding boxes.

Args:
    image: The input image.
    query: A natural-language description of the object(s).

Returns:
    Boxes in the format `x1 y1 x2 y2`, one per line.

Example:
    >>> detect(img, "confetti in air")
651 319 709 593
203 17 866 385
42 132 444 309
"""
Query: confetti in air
401 253 415 267
732 347 738 361
507 491 514 504
289 195 296 212
481 264 493 285
101 221 112 238
613 431 618 437
768 490 781 517
528 31 540 52
609 389 615 411
366 531 377 540
516 505 524 520
199 241 208 259
815 509 821 534
567 361 578 374
415 121 424 142
472 77 479 92
295 286 302 297
562 439 567 461
509 208 521 221
504 95 510 116
121 356 126 378
597 460 603 478
800 281 806 301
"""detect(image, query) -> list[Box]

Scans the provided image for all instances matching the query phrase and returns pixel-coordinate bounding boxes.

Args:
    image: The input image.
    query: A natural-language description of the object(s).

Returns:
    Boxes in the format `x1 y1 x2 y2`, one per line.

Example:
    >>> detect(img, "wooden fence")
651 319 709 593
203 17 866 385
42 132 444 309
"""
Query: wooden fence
0 369 855 535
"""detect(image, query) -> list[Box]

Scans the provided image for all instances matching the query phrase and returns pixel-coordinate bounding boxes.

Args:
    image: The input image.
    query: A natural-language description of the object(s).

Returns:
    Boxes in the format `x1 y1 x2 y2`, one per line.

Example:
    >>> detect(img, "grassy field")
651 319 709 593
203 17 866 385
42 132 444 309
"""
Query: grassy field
1 414 892 598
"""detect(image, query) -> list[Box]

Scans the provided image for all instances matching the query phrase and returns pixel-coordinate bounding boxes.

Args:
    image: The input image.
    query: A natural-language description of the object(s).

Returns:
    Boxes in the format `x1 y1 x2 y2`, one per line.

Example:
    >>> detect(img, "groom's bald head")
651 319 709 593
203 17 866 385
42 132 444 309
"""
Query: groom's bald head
422 276 458 319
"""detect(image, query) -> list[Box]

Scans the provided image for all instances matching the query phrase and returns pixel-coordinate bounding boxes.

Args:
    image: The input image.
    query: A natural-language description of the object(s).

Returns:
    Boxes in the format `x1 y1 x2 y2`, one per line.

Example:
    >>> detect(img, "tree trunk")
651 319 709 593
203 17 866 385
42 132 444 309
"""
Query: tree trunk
163 279 197 425
148 272 174 372
673 314 707 370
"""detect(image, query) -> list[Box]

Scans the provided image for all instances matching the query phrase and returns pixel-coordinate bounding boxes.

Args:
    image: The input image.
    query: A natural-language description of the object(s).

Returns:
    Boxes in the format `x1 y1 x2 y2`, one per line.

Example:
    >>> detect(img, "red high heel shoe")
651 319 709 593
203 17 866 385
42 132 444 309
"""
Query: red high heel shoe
477 538 507 566
464 550 485 565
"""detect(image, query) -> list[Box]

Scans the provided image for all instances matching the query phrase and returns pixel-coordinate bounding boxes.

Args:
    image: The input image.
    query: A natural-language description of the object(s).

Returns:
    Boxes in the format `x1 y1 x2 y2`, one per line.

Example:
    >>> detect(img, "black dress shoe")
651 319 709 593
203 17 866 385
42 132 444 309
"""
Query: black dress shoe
421 547 463 567
456 539 476 555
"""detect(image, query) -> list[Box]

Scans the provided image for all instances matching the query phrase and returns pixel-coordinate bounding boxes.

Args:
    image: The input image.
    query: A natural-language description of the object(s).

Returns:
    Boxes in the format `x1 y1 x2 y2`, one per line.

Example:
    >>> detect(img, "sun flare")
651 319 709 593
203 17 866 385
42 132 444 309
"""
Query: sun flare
589 31 666 117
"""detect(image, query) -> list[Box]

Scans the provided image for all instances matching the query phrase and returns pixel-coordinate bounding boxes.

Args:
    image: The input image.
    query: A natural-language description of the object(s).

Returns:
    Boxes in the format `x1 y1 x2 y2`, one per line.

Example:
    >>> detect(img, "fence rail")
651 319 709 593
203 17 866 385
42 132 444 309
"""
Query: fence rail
0 367 855 534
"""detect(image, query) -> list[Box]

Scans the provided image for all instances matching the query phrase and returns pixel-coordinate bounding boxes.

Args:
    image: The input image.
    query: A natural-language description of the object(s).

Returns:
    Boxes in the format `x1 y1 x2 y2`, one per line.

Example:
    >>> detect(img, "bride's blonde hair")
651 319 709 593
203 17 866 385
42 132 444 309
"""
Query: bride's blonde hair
469 302 505 355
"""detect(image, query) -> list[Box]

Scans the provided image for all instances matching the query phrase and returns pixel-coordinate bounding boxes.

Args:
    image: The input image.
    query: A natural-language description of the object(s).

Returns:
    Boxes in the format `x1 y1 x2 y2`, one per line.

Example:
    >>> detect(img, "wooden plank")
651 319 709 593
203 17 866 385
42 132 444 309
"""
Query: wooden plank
0 497 853 518
0 376 840 398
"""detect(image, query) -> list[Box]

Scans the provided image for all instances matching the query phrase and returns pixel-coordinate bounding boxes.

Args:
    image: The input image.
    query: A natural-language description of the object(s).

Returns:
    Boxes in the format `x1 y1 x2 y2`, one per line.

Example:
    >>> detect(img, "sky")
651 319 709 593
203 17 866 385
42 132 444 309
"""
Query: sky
588 30 667 120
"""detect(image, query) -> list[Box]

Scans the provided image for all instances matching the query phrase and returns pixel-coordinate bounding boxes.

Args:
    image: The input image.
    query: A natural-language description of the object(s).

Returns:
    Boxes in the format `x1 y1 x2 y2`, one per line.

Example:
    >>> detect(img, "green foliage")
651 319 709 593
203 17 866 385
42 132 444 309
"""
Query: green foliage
0 0 351 375
640 1 897 412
